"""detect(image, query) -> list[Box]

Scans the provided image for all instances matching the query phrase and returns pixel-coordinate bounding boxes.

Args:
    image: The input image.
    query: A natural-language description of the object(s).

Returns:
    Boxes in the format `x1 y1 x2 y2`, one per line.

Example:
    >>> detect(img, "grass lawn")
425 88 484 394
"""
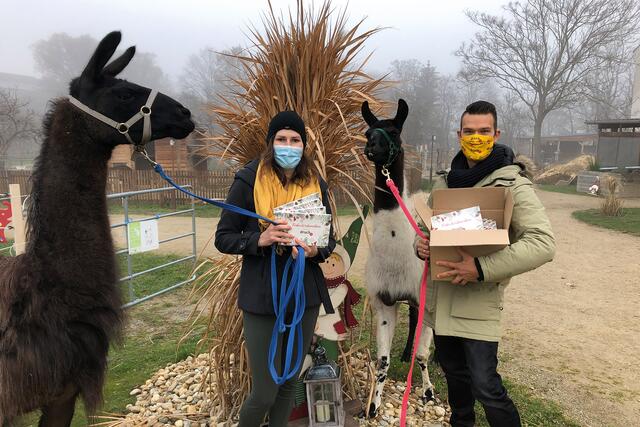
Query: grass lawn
349 278 579 426
108 201 368 218
108 201 221 218
8 246 578 426
117 251 196 303
572 208 640 237
536 184 587 196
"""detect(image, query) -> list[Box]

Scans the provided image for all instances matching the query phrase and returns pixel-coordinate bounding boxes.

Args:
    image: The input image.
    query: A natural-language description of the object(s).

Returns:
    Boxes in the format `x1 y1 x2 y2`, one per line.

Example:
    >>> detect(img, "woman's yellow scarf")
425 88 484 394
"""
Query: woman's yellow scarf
254 161 321 229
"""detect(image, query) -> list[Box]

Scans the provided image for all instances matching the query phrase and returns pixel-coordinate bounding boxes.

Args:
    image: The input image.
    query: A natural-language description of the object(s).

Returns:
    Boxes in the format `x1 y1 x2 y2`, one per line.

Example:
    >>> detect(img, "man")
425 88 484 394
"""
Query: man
415 100 555 427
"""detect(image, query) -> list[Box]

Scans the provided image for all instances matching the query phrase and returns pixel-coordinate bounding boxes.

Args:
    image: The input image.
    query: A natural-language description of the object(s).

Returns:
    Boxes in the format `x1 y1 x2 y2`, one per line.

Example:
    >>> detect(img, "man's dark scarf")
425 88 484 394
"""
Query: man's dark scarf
447 144 515 188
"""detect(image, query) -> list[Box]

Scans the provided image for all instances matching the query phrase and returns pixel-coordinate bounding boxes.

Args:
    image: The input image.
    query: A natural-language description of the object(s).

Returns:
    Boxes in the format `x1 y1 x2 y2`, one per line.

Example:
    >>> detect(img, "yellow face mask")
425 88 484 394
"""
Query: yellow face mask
460 134 495 161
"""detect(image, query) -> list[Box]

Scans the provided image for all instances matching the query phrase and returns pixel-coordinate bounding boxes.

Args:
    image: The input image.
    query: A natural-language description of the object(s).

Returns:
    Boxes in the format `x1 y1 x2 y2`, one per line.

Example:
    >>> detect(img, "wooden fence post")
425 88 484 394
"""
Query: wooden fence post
9 183 26 255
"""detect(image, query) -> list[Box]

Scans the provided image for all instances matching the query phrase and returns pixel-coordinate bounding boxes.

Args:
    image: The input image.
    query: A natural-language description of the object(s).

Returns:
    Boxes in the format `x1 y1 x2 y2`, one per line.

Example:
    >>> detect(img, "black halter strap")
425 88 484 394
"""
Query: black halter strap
372 127 402 175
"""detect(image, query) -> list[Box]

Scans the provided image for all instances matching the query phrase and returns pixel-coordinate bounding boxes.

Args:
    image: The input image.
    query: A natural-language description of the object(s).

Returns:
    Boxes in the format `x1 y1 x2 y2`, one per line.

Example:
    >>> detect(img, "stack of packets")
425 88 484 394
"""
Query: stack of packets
430 206 497 231
273 193 332 247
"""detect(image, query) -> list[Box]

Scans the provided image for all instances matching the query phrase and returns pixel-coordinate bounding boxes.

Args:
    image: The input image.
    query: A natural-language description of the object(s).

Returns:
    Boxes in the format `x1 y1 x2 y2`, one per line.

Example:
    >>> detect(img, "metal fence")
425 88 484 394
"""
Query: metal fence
576 171 640 198
0 168 375 206
108 186 198 308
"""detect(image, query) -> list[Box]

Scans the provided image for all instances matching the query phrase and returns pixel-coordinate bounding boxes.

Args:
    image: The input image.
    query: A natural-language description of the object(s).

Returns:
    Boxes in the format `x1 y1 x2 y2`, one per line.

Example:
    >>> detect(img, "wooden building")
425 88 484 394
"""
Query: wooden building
108 135 209 172
512 134 597 167
585 119 640 171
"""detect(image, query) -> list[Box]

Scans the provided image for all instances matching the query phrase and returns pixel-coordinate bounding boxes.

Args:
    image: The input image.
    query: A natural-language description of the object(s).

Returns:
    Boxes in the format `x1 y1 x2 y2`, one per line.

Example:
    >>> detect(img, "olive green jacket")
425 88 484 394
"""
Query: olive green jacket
419 164 555 342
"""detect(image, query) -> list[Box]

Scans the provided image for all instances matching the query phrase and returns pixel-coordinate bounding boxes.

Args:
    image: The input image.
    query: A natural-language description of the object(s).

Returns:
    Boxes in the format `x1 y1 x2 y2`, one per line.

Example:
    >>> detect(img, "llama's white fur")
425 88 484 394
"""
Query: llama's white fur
366 205 423 299
365 190 434 415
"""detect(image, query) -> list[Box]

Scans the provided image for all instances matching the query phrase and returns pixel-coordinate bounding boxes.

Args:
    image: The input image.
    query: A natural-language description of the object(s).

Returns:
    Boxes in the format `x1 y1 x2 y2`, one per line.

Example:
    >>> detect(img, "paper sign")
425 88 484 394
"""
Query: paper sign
128 219 160 254
274 211 332 247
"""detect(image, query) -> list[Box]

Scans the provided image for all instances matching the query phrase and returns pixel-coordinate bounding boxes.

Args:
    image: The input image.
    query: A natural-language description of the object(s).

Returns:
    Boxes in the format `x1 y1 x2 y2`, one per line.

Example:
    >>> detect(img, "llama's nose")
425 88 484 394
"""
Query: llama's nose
179 106 191 117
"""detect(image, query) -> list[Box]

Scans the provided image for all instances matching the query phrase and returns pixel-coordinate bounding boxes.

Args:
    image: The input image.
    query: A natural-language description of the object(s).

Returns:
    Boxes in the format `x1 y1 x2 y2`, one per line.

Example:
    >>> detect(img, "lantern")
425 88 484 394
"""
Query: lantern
304 345 344 426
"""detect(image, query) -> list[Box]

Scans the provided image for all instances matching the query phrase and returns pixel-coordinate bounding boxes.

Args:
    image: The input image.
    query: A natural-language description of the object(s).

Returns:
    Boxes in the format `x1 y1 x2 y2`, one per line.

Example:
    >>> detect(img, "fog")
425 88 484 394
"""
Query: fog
1 0 505 80
1 0 638 168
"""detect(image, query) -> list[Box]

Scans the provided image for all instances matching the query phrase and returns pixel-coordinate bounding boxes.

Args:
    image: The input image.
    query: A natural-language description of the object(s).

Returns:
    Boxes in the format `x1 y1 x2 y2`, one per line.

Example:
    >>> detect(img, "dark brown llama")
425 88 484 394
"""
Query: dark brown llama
0 31 194 426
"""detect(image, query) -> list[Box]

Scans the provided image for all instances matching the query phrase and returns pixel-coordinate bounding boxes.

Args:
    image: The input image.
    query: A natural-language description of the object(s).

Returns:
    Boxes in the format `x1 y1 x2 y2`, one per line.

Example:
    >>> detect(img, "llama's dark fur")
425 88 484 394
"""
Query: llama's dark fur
0 31 194 426
0 99 124 420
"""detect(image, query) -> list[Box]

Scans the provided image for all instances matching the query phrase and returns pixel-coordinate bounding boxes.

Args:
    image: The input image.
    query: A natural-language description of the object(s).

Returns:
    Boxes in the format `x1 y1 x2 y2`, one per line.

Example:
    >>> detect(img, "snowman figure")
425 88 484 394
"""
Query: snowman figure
317 244 361 340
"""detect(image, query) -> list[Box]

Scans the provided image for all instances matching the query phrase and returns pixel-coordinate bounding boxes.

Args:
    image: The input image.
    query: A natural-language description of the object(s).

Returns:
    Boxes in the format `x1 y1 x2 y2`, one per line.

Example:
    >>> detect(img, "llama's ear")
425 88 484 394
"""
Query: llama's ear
81 31 122 81
361 101 378 126
393 99 409 129
102 46 136 77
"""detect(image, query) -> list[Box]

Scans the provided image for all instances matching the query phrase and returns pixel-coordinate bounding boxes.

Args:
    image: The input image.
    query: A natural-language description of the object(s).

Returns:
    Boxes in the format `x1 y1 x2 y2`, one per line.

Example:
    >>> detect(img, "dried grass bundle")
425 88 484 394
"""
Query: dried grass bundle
199 0 390 217
600 176 624 217
89 413 145 426
185 1 389 421
183 256 249 421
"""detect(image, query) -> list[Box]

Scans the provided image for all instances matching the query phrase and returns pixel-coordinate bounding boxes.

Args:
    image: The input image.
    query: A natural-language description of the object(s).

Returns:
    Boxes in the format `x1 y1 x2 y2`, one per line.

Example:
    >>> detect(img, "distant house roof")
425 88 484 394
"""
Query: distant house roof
514 134 597 143
0 72 42 92
0 72 60 114
585 118 640 126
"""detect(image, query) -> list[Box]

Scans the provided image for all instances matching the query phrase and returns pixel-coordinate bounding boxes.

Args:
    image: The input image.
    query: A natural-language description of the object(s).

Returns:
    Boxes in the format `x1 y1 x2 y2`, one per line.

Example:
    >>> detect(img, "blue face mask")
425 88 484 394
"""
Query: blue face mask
274 146 303 170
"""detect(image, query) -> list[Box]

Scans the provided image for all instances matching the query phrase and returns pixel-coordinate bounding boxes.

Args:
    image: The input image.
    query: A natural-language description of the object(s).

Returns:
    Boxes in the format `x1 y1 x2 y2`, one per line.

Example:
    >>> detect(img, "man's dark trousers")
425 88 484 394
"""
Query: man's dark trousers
434 334 521 427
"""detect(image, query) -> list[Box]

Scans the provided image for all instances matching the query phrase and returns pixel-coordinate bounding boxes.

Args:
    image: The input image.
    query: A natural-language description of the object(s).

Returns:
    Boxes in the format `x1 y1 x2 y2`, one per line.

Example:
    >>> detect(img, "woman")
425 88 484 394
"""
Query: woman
215 111 336 427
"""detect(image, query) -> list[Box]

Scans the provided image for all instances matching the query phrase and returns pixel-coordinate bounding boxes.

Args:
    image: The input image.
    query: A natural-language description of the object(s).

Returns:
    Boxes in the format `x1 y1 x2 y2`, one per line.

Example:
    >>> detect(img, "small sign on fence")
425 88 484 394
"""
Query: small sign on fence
127 219 160 254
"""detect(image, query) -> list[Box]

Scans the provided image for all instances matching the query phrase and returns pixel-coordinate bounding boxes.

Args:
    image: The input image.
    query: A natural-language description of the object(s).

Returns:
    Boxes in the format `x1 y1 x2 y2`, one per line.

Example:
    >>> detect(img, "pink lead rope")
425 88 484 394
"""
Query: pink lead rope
385 176 429 427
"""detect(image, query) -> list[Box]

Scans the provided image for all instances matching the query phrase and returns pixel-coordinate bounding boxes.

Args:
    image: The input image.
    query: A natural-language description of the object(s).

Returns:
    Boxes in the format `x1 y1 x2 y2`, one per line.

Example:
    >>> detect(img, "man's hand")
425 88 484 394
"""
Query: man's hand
416 237 430 260
292 238 318 260
258 219 293 247
435 247 479 285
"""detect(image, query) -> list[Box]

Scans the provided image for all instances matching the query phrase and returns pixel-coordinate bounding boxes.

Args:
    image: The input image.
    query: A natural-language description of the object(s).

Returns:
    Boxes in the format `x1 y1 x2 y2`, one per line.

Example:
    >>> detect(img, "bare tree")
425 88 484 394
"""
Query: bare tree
0 89 39 164
583 44 635 119
456 0 640 147
434 74 459 150
456 78 500 111
32 33 96 91
496 91 531 150
179 46 244 129
32 32 172 94
120 52 173 94
389 59 439 146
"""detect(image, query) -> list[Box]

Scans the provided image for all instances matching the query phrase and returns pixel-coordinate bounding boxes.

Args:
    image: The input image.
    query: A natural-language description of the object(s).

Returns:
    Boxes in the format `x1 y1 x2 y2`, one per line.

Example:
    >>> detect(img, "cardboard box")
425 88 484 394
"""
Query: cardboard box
413 187 514 281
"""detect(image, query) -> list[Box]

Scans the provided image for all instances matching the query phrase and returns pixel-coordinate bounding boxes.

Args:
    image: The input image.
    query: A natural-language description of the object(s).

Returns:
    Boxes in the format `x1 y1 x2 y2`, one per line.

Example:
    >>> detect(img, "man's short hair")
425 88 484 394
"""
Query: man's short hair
460 100 498 130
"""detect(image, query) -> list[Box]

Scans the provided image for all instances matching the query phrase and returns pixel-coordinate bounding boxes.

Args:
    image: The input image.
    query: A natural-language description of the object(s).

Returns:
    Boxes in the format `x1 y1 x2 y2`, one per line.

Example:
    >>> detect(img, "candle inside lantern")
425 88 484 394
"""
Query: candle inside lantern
316 400 331 422
304 345 344 426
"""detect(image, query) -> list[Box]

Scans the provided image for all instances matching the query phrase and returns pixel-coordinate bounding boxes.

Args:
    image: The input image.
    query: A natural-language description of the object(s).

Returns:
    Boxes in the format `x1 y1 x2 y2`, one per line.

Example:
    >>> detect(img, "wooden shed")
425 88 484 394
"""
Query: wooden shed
512 134 597 167
108 137 206 172
585 119 640 172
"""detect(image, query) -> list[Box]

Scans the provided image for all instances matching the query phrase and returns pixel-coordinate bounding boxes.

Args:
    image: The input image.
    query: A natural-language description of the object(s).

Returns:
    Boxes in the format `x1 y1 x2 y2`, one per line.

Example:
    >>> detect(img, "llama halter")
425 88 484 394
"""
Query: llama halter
68 89 159 146
372 127 402 170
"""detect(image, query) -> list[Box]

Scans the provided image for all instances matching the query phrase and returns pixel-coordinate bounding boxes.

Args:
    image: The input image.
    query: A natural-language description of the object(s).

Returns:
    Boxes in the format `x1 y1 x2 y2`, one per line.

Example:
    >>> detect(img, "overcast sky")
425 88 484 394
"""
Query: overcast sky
1 0 506 82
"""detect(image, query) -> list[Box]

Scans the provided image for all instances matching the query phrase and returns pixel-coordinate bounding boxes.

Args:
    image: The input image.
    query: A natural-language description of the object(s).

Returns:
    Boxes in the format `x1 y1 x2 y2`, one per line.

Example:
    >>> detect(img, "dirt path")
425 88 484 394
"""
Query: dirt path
112 190 640 426
499 191 640 427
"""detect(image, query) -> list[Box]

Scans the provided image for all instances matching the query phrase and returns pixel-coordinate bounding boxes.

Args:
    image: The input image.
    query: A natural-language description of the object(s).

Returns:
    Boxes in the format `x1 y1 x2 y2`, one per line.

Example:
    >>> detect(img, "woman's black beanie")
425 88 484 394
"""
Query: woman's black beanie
266 111 307 145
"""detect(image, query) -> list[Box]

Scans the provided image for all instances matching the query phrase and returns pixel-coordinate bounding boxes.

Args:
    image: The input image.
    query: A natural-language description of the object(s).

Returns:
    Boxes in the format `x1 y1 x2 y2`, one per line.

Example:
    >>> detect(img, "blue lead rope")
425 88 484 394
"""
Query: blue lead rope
153 163 275 224
152 162 307 385
269 245 306 384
